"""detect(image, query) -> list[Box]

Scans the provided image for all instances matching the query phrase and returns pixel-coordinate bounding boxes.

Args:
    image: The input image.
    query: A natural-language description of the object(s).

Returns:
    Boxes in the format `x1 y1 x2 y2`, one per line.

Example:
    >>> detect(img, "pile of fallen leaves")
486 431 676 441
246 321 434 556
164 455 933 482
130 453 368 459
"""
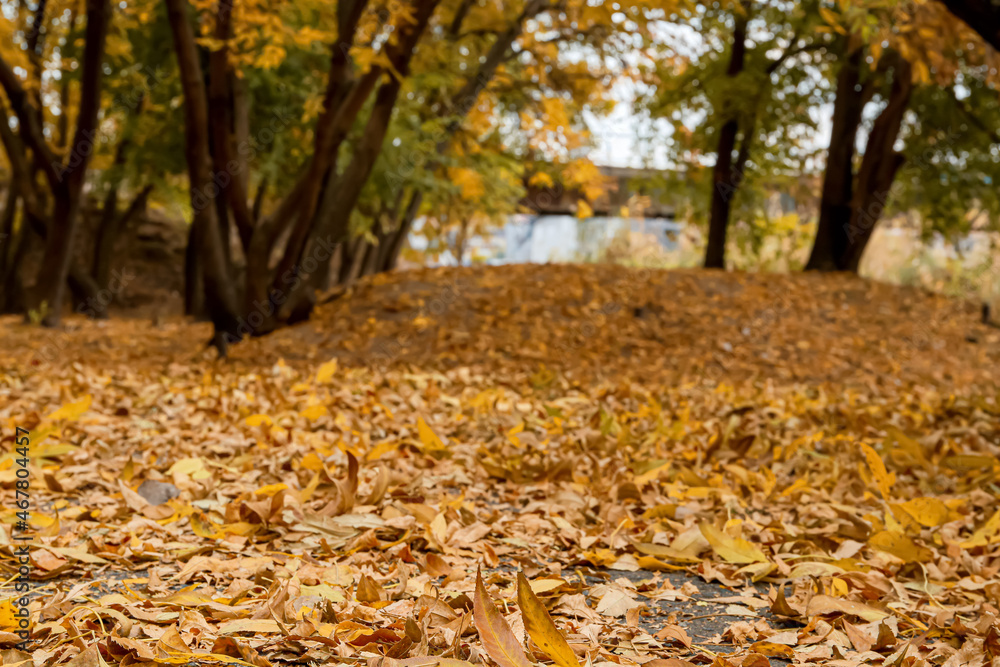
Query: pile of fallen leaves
0 264 998 667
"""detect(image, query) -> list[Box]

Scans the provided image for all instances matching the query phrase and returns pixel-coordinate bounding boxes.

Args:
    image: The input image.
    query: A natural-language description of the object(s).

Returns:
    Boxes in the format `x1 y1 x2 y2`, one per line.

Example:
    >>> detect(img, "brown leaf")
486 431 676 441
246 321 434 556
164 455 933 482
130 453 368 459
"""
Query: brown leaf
770 586 796 617
357 573 385 603
211 637 273 667
655 623 693 648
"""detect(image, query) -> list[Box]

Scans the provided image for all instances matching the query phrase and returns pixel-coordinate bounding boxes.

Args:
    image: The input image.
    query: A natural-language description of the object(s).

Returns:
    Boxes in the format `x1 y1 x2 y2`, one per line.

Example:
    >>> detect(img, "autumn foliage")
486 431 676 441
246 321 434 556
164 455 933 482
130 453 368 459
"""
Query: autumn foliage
0 265 999 665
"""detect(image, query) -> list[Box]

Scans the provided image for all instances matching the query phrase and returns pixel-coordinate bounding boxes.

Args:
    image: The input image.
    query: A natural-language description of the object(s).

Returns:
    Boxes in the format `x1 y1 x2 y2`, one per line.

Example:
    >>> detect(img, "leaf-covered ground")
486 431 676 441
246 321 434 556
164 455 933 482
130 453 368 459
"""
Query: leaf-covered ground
1 264 999 667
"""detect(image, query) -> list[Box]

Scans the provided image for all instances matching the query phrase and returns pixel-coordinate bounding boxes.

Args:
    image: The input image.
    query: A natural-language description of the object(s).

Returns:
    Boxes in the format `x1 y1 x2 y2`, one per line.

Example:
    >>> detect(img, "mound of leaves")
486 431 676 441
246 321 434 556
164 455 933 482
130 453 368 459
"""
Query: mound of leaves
0 264 998 667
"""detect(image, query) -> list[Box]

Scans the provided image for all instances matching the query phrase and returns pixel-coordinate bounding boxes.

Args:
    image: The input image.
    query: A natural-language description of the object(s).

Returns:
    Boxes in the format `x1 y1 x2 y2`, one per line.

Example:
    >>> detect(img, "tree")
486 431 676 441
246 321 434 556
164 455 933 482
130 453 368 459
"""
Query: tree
805 43 913 271
0 0 111 324
163 0 444 349
805 0 996 271
649 0 832 269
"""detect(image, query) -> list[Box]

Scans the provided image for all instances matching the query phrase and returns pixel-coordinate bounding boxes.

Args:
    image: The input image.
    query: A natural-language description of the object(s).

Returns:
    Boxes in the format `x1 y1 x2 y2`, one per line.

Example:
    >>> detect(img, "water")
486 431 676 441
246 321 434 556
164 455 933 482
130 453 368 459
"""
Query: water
411 215 684 265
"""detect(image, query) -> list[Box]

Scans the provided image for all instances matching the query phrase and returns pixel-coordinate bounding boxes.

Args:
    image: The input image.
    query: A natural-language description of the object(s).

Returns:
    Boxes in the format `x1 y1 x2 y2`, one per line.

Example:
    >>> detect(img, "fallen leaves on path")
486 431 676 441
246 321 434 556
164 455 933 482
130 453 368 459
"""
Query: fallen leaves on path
0 265 997 667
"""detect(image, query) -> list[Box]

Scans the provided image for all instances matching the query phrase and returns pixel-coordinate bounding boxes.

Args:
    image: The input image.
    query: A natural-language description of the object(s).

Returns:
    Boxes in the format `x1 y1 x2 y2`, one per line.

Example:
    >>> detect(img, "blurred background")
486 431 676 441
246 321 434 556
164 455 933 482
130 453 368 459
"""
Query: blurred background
2 0 1000 339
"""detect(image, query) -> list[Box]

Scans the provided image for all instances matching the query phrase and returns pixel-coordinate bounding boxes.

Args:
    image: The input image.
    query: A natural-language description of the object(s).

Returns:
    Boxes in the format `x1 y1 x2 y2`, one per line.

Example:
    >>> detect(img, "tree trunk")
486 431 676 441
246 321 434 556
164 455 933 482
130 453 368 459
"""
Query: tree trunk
805 45 867 271
453 218 469 266
274 0 440 323
166 0 242 354
93 185 152 293
380 190 423 272
0 188 21 313
841 56 912 272
703 1 749 269
244 0 377 325
33 0 109 326
208 0 253 253
2 223 31 315
806 47 911 272
0 185 17 277
184 221 206 319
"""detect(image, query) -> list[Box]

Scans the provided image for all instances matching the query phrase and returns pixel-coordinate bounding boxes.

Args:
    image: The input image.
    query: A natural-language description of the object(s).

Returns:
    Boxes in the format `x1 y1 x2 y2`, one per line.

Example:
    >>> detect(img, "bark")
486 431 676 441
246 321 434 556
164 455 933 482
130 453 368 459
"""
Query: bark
805 46 867 271
841 56 912 272
274 0 440 322
56 9 79 150
17 0 109 325
0 188 20 312
25 0 48 54
252 178 267 222
208 0 253 252
242 0 374 328
0 97 45 228
704 2 749 269
453 218 469 266
93 184 153 292
806 48 910 272
184 221 206 318
345 236 369 284
2 223 30 315
449 0 475 36
166 0 242 354
381 190 423 272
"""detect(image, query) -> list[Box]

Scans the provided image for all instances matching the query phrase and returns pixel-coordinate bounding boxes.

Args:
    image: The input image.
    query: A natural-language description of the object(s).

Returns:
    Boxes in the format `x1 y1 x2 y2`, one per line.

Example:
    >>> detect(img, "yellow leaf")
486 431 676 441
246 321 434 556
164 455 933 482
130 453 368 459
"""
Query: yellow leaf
818 6 839 27
219 619 283 635
191 512 221 539
450 168 485 200
699 522 767 564
0 597 20 631
868 530 933 562
300 404 328 421
473 569 533 667
897 497 952 528
528 172 554 188
416 417 449 456
45 395 92 422
245 414 273 427
859 443 895 500
517 572 582 667
634 461 670 486
635 555 687 571
629 539 701 563
367 440 399 461
582 548 620 567
254 483 288 497
528 578 566 594
960 510 1000 548
168 457 205 476
316 359 339 384
805 595 889 622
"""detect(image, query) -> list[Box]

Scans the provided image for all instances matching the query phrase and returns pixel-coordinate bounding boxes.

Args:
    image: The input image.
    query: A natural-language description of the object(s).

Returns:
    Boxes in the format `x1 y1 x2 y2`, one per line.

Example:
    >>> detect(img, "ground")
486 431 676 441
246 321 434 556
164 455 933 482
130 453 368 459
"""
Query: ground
0 264 998 667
